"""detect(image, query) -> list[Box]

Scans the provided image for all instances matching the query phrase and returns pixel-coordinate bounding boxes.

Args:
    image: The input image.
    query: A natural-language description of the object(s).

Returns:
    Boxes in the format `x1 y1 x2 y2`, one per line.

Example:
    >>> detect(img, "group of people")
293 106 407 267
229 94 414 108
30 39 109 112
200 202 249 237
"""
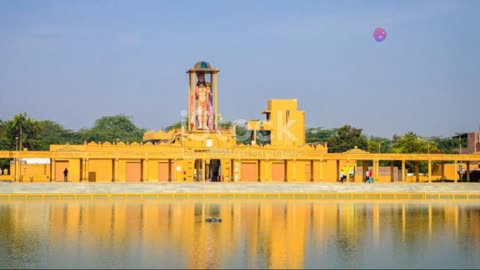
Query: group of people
364 169 373 183
338 168 374 183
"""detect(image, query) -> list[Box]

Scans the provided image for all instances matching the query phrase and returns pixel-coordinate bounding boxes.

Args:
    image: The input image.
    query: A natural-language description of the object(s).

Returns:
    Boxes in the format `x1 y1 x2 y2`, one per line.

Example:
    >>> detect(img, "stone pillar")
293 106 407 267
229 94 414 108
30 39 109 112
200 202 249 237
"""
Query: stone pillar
51 158 56 182
454 160 457 183
441 162 445 182
113 158 119 182
205 159 210 182
362 161 367 183
292 159 296 182
284 160 289 182
308 159 315 182
142 159 148 182
346 159 351 182
234 160 239 182
85 158 89 182
213 73 219 130
264 160 270 182
390 161 394 183
47 158 52 182
415 161 420 183
466 161 470 182
320 159 324 181
428 160 432 183
336 159 340 182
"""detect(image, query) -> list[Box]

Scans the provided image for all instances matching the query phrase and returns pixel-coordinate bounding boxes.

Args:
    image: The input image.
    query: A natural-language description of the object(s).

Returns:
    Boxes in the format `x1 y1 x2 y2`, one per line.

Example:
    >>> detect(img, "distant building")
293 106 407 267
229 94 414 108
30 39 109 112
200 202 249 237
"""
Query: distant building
452 132 480 154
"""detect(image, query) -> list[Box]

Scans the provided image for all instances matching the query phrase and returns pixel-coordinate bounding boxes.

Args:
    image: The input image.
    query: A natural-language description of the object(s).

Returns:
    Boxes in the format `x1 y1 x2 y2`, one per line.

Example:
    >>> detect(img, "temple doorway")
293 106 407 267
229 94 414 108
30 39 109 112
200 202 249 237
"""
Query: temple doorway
210 159 221 182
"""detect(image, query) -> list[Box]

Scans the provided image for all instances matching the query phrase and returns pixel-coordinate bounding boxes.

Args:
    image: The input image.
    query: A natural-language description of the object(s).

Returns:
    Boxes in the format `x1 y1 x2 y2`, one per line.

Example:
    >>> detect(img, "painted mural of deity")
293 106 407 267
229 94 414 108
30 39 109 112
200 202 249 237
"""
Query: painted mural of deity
190 71 213 130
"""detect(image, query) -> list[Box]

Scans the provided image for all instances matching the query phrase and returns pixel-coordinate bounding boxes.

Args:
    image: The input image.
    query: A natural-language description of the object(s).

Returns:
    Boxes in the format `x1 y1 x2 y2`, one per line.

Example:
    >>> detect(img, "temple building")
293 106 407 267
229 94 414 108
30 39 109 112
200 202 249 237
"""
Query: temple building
1 61 480 183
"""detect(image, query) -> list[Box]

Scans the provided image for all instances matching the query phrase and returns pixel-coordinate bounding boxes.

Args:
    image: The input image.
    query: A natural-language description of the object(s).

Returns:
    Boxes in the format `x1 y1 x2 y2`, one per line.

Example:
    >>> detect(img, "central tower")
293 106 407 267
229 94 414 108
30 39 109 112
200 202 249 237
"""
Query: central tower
187 61 220 132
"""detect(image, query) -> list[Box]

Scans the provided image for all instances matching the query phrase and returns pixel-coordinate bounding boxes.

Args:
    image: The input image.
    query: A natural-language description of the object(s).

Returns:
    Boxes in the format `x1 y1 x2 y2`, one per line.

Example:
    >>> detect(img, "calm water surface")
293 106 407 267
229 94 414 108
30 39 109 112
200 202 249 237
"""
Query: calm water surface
0 199 479 269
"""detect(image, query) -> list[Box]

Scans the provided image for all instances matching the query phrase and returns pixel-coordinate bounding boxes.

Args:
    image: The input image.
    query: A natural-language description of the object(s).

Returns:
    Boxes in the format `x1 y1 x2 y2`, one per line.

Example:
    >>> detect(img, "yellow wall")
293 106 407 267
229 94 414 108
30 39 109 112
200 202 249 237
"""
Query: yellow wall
88 159 113 182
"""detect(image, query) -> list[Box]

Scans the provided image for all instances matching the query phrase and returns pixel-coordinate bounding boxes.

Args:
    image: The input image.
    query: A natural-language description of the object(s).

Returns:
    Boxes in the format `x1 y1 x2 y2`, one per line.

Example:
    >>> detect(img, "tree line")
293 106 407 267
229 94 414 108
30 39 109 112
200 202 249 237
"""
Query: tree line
0 113 464 172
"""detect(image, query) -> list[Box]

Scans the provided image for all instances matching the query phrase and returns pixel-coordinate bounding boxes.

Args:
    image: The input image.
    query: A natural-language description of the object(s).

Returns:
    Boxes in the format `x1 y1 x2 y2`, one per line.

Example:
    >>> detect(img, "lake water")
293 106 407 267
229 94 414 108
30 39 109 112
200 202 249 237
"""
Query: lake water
0 199 479 269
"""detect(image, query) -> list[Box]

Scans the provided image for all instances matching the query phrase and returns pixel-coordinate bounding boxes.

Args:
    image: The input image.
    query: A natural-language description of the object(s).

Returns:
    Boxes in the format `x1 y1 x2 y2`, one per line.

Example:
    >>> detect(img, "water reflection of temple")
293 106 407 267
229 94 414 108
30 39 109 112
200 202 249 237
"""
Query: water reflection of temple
1 200 479 268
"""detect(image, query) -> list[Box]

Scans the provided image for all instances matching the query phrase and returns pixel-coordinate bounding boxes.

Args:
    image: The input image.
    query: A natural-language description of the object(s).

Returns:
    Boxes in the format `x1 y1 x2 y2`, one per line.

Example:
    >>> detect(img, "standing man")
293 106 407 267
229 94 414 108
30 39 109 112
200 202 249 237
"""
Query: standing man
63 168 69 182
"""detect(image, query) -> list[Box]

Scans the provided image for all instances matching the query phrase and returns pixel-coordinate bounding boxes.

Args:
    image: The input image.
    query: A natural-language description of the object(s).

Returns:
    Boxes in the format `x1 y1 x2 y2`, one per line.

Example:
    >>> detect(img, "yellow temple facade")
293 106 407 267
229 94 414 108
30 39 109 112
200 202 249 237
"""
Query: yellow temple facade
1 61 480 183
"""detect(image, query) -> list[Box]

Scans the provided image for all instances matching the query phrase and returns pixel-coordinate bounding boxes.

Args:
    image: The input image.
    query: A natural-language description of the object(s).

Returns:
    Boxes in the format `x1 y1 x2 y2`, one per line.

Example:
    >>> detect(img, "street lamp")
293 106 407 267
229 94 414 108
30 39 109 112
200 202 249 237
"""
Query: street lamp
378 141 382 153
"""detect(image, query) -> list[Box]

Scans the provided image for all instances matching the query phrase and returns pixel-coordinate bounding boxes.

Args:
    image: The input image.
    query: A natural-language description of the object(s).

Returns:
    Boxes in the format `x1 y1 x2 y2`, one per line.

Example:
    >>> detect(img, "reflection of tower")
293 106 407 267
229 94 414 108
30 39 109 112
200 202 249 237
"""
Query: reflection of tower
187 61 220 132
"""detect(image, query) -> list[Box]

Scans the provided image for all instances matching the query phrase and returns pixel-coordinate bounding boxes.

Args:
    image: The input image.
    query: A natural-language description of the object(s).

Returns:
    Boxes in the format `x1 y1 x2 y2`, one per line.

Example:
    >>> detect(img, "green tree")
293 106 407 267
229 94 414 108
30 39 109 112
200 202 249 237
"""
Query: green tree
327 125 368 153
37 120 82 150
306 127 336 143
0 119 9 170
3 113 42 151
367 136 392 166
367 136 392 153
430 136 459 154
0 119 7 150
164 121 185 132
391 132 440 154
79 115 146 143
391 132 441 173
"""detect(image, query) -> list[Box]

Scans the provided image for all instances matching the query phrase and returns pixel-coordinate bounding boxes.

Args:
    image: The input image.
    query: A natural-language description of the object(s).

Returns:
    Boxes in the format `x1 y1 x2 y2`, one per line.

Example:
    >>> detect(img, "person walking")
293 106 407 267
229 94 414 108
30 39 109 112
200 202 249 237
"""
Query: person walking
63 168 69 182
339 170 346 183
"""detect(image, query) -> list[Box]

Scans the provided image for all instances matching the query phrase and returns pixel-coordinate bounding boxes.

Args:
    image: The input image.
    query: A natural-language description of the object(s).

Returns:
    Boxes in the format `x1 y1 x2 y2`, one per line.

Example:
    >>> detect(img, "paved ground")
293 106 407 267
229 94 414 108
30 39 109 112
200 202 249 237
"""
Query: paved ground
1 182 480 194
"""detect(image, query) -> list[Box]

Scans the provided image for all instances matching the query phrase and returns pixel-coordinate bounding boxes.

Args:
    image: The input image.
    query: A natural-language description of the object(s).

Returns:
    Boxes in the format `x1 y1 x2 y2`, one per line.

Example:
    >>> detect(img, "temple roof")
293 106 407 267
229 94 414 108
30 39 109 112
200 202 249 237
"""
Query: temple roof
186 61 220 73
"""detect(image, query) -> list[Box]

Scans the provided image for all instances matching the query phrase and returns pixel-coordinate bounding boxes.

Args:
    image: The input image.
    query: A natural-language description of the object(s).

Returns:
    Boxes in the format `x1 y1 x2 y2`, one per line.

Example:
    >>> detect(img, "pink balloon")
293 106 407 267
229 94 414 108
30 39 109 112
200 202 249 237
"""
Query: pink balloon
373 27 387 42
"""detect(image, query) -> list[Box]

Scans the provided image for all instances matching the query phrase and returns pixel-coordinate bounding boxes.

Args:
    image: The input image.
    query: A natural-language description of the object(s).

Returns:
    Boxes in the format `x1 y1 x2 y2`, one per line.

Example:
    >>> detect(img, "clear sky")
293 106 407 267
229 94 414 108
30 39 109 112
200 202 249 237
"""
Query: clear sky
1 0 479 139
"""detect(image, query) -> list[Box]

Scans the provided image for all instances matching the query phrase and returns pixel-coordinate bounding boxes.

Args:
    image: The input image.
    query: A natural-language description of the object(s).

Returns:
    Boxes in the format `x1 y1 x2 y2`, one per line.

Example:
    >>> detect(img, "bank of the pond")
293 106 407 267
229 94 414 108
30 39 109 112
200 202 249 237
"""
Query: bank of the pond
1 182 480 200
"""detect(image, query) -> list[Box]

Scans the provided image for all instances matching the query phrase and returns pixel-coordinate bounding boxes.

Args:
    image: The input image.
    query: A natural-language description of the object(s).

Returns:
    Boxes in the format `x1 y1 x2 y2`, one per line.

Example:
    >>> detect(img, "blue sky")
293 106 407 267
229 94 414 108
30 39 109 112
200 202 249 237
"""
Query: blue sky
1 0 479 138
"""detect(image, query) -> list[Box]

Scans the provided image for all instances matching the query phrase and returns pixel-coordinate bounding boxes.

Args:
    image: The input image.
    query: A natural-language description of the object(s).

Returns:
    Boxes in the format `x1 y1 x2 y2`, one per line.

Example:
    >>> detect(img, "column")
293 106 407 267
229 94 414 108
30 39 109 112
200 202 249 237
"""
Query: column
189 73 196 132
85 158 89 182
466 161 470 182
441 162 445 182
51 158 56 182
168 159 172 182
362 161 367 183
401 160 406 183
47 158 52 182
373 160 378 182
213 73 218 130
336 159 340 182
142 159 148 182
428 160 432 183
264 160 270 182
113 158 119 182
320 159 324 181
454 160 457 183
415 161 420 182
292 159 296 182
308 159 315 182
390 161 394 183
346 159 350 182
205 159 210 182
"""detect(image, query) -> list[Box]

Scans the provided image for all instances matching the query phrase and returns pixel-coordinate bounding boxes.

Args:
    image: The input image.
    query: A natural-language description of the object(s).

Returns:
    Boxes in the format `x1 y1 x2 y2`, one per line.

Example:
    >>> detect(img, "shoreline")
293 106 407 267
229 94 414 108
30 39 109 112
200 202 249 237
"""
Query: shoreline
1 182 480 200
